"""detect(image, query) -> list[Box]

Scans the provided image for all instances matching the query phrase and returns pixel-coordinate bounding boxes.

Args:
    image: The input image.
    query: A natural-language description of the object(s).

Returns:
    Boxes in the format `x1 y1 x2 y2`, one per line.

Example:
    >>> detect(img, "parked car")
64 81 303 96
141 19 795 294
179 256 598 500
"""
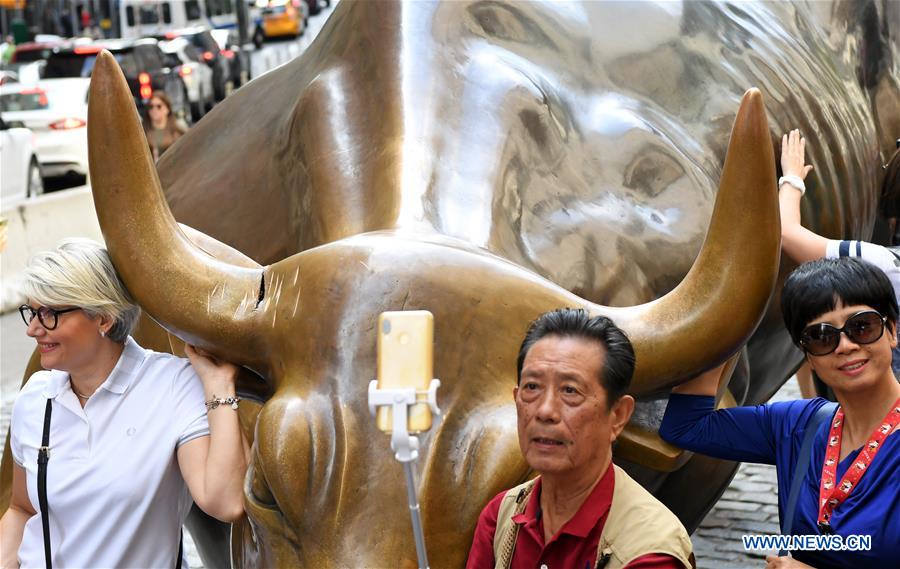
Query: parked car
158 27 233 102
160 38 215 120
0 61 45 85
261 0 307 39
42 39 192 123
10 41 60 65
0 116 43 203
0 78 90 181
210 28 250 87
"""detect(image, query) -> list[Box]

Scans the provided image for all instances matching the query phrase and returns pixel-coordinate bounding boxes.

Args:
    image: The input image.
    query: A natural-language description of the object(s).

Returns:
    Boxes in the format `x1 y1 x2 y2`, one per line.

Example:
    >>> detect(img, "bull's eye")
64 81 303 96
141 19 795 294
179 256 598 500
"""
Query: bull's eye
248 462 277 507
624 150 685 197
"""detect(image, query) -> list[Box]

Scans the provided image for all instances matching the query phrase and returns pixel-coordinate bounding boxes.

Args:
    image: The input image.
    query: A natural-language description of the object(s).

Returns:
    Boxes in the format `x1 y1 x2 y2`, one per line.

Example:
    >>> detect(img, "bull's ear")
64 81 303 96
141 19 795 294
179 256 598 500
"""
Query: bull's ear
87 50 268 368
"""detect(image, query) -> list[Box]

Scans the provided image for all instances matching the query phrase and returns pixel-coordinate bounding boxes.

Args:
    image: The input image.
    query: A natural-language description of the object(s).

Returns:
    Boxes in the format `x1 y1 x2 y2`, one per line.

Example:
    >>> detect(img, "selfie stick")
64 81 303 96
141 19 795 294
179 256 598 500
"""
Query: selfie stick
368 378 441 569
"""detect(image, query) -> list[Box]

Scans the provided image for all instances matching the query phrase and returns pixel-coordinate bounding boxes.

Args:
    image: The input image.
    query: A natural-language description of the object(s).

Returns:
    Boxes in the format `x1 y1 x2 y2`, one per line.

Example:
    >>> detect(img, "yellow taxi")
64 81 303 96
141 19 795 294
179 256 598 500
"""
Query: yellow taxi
262 0 306 39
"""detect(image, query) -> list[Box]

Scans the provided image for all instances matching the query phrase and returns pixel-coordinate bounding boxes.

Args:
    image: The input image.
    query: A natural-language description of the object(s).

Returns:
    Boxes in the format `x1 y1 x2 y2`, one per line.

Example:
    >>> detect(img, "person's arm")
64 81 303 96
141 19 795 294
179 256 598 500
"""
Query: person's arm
660 362 796 464
779 129 827 264
0 464 36 568
177 345 249 522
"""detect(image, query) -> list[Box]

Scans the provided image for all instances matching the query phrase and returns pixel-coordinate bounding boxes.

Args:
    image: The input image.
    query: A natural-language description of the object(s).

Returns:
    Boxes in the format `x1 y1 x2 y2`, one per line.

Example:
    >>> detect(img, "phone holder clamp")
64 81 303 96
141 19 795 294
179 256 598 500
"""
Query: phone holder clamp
367 379 441 462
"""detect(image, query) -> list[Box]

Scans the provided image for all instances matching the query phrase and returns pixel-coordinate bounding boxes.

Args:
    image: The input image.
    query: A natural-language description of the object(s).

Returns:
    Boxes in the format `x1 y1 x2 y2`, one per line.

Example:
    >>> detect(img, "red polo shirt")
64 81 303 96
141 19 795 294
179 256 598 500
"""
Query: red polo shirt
466 463 684 569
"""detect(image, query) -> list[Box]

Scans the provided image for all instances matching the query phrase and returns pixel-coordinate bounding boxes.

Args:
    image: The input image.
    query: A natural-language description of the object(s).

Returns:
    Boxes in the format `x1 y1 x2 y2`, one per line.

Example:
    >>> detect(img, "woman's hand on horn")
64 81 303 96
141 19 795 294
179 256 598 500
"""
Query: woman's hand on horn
185 344 239 394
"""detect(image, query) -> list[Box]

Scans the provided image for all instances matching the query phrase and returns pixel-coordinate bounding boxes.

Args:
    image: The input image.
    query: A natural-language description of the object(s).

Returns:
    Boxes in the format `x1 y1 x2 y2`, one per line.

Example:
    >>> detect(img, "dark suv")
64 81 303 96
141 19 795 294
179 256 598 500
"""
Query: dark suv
157 27 233 102
43 39 192 122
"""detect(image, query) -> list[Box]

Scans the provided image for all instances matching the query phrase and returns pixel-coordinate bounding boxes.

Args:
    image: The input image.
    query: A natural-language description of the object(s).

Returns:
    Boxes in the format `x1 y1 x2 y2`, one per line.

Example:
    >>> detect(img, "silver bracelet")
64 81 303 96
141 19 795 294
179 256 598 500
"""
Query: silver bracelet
205 395 240 411
778 175 806 195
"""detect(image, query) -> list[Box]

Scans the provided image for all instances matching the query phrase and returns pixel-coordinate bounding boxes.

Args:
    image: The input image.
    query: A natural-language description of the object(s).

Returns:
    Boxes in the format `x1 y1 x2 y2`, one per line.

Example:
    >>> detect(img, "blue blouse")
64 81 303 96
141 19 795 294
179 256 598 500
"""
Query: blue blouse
659 394 900 569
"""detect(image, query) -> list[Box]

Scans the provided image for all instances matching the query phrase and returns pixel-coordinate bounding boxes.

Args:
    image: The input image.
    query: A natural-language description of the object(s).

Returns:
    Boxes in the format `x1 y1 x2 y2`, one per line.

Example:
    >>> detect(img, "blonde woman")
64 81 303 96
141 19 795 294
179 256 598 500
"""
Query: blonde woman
0 239 247 568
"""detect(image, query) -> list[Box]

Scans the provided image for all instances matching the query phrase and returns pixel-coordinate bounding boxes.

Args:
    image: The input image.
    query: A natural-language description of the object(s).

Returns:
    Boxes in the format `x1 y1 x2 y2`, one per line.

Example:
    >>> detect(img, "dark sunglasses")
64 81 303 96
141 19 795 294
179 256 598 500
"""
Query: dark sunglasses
799 310 887 356
19 305 82 330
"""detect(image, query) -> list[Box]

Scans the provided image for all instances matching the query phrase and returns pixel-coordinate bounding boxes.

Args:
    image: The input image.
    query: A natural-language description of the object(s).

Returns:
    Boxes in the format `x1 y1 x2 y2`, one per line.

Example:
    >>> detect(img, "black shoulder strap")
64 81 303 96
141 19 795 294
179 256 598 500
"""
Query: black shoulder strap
38 398 52 569
780 401 838 555
175 528 183 569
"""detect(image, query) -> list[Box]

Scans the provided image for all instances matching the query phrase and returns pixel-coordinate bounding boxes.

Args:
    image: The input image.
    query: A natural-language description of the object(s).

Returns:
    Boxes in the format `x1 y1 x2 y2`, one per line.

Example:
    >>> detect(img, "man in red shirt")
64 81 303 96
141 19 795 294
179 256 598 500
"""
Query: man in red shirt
466 308 694 569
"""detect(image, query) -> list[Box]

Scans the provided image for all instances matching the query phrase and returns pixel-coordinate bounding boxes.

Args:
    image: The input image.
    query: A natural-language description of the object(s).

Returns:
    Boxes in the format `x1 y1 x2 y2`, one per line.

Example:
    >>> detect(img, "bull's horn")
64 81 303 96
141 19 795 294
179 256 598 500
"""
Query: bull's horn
88 51 265 363
604 88 779 395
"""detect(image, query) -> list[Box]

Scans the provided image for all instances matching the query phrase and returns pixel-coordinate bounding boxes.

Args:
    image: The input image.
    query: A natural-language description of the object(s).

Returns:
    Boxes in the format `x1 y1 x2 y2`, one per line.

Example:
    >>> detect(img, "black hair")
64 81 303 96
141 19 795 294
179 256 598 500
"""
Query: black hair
781 257 899 345
516 308 635 406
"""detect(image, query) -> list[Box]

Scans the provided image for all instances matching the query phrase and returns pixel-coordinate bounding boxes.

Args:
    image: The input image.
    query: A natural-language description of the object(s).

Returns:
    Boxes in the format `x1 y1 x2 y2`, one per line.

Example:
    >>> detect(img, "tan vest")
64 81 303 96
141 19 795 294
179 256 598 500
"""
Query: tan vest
492 465 694 569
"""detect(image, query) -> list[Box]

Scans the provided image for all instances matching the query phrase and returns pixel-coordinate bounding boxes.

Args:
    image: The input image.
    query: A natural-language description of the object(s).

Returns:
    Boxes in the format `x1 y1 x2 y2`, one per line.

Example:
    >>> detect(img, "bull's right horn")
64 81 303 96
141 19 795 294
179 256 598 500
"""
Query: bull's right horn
603 88 780 395
88 51 266 364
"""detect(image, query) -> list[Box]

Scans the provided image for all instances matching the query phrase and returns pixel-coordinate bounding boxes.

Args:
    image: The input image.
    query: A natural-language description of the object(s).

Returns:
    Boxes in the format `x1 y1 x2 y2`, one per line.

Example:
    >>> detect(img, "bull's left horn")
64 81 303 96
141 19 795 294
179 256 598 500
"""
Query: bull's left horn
88 51 265 362
603 88 780 395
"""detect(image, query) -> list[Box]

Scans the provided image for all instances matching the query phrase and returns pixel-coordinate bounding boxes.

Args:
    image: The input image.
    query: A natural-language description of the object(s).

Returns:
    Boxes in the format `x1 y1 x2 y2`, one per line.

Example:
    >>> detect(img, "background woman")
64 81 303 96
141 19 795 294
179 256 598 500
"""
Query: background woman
660 257 900 569
0 238 247 568
143 91 186 161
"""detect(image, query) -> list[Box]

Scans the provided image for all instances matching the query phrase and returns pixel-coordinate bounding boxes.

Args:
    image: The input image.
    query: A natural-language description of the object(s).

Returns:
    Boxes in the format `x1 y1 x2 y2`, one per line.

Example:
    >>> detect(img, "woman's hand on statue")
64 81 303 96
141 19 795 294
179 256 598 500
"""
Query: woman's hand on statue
765 554 815 568
185 344 239 393
780 129 814 180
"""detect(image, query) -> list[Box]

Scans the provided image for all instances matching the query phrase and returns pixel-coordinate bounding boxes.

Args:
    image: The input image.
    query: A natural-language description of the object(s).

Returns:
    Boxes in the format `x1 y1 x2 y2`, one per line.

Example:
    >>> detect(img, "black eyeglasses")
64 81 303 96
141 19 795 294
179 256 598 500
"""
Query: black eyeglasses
799 310 887 356
19 305 82 330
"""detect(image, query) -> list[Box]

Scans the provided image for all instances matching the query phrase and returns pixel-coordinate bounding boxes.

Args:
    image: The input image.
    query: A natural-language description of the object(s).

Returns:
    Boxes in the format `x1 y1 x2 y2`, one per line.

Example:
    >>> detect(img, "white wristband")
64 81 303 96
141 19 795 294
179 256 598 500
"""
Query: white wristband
779 175 806 195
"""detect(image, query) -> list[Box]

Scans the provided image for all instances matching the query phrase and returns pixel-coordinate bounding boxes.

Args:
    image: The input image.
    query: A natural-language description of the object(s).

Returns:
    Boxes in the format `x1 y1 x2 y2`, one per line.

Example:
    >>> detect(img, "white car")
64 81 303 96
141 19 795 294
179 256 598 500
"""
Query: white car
0 78 90 180
0 116 43 204
161 38 216 121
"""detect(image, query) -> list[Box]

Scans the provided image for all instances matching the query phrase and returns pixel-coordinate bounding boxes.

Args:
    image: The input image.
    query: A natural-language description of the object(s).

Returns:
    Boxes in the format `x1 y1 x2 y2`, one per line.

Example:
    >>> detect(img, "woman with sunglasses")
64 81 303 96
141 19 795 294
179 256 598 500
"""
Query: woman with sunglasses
143 91 186 162
660 257 900 569
0 239 248 569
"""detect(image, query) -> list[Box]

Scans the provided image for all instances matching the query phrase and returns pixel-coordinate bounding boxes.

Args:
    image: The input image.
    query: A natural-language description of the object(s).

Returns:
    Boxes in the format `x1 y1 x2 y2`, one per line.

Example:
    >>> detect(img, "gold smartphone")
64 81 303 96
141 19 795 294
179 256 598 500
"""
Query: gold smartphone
376 310 434 433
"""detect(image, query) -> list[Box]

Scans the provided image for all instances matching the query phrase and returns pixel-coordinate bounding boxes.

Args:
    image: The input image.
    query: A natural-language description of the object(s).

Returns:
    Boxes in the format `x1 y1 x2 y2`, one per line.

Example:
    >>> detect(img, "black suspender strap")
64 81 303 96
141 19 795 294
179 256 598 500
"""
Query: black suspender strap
779 401 838 556
38 398 53 569
175 529 183 569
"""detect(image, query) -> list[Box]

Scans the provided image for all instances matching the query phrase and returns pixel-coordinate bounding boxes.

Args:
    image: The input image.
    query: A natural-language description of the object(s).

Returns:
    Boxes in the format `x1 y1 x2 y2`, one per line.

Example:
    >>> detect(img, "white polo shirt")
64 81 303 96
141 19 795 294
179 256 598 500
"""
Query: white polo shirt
10 337 209 569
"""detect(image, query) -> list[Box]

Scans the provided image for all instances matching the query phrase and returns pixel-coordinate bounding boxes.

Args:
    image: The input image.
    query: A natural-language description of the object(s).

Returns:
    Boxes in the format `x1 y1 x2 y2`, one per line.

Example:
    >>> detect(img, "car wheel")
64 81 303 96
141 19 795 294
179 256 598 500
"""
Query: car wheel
27 157 44 198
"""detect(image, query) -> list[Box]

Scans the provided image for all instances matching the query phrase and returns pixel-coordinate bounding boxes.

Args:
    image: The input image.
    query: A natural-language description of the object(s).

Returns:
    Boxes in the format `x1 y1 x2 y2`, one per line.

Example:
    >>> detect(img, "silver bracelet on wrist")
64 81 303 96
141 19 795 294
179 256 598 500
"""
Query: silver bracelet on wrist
205 395 240 411
778 175 806 195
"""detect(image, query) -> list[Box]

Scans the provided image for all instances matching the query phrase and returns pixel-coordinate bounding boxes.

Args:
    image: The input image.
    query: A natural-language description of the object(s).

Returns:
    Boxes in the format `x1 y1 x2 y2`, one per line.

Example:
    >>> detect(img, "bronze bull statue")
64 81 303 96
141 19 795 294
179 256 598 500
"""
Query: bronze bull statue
2 0 897 567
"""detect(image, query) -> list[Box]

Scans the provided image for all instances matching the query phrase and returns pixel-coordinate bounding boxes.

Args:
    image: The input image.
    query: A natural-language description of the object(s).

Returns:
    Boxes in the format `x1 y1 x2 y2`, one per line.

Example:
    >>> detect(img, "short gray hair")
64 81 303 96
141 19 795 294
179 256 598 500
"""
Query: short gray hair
21 238 140 342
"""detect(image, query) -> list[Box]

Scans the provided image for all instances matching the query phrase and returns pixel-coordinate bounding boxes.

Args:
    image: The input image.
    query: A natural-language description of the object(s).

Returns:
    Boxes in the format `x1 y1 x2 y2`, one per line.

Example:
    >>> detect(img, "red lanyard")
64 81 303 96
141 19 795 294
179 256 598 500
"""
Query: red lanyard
817 397 900 531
